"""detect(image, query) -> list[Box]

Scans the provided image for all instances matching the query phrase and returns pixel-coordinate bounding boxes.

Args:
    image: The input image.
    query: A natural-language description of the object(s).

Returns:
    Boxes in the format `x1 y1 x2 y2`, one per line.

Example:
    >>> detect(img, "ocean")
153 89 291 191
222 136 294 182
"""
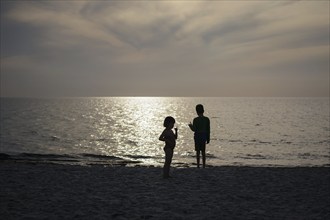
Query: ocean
1 97 329 167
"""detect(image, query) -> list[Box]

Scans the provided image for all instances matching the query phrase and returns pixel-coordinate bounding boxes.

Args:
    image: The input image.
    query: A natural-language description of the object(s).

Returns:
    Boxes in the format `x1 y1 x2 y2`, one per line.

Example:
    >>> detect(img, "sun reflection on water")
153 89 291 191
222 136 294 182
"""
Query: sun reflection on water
90 97 179 165
71 97 197 166
119 98 169 156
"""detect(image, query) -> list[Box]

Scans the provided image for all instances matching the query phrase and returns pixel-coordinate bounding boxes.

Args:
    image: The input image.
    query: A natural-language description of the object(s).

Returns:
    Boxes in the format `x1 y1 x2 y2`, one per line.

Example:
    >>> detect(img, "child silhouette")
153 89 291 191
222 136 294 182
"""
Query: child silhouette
189 104 210 168
159 116 178 178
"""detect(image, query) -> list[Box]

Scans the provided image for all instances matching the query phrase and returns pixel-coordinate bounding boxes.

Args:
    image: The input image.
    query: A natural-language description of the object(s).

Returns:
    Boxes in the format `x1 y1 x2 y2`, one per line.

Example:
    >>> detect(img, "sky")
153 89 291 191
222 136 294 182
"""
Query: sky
1 0 329 97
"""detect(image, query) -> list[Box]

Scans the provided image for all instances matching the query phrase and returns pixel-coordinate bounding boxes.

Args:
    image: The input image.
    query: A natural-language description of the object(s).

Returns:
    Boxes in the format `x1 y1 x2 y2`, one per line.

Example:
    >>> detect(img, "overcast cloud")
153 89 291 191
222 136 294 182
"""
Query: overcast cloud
1 1 329 97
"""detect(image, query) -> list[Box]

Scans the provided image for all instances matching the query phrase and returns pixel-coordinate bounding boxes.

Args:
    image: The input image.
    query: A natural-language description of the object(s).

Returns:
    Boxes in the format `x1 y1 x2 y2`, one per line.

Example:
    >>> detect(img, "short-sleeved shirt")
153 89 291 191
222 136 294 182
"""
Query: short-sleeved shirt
192 116 210 151
193 116 210 134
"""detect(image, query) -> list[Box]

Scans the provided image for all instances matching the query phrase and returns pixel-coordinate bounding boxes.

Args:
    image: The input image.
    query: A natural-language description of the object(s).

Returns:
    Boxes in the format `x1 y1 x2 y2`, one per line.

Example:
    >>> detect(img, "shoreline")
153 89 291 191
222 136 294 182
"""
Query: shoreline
1 162 329 219
1 152 329 168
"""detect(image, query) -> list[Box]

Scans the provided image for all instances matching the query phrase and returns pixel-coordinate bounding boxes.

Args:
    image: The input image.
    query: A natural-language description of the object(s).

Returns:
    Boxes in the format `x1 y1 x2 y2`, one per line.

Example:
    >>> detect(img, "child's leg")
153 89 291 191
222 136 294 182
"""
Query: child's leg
196 150 200 168
201 150 206 168
163 148 173 177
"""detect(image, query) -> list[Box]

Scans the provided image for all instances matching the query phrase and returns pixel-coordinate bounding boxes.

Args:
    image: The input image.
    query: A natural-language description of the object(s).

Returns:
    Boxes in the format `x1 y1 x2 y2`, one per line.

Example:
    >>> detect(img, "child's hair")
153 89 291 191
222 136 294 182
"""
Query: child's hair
196 104 204 114
163 116 175 127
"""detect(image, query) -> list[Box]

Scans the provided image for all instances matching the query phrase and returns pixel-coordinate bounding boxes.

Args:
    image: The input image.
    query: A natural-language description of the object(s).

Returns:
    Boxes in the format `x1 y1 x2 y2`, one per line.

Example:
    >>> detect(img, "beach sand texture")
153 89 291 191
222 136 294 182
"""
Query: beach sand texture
1 163 329 220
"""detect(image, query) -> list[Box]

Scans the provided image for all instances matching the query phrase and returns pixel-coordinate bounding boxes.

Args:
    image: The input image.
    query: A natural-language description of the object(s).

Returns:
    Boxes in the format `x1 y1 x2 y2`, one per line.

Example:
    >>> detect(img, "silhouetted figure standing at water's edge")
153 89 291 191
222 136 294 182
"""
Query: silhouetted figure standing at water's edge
159 116 178 178
189 104 210 168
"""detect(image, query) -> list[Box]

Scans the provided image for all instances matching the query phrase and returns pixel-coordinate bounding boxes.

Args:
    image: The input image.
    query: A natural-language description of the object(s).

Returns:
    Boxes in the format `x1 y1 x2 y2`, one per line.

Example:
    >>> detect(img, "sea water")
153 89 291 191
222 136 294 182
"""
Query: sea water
1 97 329 167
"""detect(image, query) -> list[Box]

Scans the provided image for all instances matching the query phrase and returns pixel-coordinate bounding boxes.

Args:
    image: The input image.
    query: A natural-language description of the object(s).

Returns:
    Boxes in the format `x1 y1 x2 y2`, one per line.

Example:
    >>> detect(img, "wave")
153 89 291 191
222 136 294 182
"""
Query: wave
18 153 75 159
235 154 274 160
0 152 141 166
123 155 157 159
80 153 121 160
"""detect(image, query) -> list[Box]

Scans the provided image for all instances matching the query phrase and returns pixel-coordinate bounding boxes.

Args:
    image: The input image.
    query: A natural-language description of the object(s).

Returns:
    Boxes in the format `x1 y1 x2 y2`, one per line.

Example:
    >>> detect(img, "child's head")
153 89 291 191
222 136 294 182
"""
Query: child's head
196 104 204 115
163 116 175 128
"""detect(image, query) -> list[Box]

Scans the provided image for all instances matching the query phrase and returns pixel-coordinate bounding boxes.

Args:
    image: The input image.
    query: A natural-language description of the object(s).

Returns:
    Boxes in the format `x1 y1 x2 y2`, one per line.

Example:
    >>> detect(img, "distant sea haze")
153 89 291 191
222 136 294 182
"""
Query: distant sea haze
1 97 329 167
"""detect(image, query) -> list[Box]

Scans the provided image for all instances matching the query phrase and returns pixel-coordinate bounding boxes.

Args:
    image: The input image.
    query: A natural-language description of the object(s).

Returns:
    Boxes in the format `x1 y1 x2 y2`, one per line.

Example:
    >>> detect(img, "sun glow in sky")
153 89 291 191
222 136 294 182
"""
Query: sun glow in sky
1 1 329 97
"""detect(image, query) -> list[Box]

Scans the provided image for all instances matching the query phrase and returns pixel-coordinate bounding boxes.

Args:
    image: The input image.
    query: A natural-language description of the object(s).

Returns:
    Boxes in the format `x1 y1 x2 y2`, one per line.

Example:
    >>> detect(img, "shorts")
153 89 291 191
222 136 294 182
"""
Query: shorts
194 132 207 151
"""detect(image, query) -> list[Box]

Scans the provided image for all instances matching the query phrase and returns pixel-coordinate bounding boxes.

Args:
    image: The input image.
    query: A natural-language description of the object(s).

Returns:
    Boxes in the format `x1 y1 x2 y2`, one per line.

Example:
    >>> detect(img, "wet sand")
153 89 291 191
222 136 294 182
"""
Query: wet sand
1 162 329 219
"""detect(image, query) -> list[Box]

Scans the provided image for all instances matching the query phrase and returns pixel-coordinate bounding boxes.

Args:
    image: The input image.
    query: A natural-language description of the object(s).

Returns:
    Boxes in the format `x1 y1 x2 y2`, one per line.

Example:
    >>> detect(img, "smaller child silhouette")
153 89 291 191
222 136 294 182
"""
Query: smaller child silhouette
159 116 178 178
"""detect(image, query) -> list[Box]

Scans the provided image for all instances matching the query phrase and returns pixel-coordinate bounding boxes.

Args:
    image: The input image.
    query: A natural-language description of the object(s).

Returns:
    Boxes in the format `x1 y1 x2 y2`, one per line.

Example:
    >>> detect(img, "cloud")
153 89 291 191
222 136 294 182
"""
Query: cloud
5 1 128 49
1 0 329 97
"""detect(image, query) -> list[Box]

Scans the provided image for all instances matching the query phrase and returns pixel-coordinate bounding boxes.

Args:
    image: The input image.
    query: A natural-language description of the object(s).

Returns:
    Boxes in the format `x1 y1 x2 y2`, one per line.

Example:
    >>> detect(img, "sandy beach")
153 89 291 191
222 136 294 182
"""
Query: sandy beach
1 162 329 220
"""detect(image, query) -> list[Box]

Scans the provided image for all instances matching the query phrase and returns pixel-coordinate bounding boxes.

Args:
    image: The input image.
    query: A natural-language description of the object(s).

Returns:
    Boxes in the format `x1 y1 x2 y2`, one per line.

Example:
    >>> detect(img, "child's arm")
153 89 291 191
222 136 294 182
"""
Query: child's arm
188 122 195 131
174 128 178 139
159 130 167 142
